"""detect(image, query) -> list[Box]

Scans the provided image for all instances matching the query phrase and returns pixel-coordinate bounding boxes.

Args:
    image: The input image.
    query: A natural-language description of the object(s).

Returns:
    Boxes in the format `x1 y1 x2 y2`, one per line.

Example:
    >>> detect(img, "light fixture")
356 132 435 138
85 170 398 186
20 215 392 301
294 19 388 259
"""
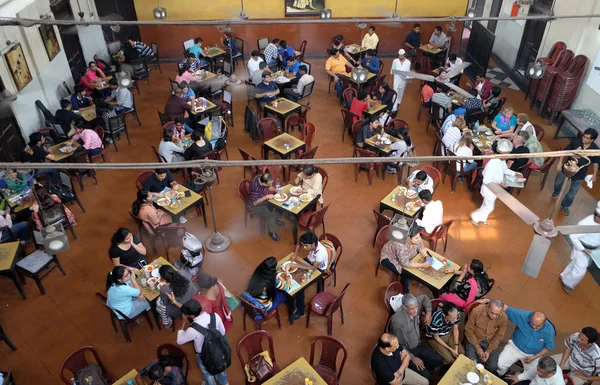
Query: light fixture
527 62 546 79
153 1 167 19
320 8 332 19
239 0 248 19
388 215 414 244
467 7 476 18
195 167 230 252
351 66 369 84
391 0 399 19
39 224 70 254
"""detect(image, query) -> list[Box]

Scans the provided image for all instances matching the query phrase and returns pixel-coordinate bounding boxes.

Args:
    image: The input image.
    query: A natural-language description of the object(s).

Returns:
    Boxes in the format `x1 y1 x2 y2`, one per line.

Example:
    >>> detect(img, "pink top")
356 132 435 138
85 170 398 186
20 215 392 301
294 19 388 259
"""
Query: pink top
72 129 103 150
86 68 106 81
175 71 199 84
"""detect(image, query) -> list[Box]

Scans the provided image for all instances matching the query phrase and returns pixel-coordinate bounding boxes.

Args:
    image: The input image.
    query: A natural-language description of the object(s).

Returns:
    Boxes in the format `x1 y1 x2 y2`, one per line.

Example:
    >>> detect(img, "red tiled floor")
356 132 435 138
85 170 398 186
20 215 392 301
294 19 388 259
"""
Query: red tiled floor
1 58 599 385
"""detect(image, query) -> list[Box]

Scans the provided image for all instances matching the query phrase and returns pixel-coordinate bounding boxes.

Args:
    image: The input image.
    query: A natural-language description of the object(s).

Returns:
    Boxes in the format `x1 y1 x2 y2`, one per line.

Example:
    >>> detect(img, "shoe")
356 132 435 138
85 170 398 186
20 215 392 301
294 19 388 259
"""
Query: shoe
482 221 490 226
269 232 280 241
276 219 285 226
470 219 479 227
561 207 570 216
559 278 573 295
289 311 306 324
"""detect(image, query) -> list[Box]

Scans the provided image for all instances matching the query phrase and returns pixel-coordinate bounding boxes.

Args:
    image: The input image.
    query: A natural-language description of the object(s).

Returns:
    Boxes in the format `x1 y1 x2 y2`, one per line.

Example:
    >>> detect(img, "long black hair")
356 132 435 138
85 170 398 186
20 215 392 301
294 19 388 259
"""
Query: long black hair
468 259 490 293
132 189 149 216
398 127 412 147
159 265 190 298
248 257 278 299
106 265 127 291
111 228 130 246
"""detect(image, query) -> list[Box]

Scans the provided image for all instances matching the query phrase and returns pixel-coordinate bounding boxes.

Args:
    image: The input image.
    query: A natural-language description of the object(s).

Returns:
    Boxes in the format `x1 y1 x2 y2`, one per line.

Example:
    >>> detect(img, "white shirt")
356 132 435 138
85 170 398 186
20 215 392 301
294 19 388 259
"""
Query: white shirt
362 33 379 50
294 74 315 95
442 126 462 153
307 241 329 271
158 140 184 163
116 87 133 109
570 215 600 251
389 139 407 156
530 369 565 385
416 200 443 233
482 158 515 188
408 170 434 194
177 312 226 353
518 122 536 137
247 57 264 77
441 114 457 134
391 58 411 88
446 57 464 73
453 143 474 171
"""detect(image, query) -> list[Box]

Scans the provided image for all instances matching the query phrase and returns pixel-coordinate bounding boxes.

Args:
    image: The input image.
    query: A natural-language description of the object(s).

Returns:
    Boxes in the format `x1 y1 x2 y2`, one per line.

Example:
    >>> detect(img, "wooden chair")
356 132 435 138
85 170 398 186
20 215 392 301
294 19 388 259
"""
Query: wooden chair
238 148 260 180
532 124 545 141
419 217 457 252
16 249 66 295
135 170 155 190
238 179 265 233
302 122 316 151
386 119 409 132
106 113 131 152
38 127 65 143
421 165 442 192
89 126 108 162
152 145 167 163
95 292 154 343
316 166 329 208
298 204 330 235
123 92 142 126
236 330 281 385
374 225 390 277
58 346 117 385
257 37 270 52
306 283 350 336
319 232 342 287
442 149 475 193
521 156 557 192
351 120 363 146
0 323 16 351
154 225 188 261
129 212 159 256
297 40 307 62
353 147 379 185
309 336 348 385
372 210 391 247
342 87 357 107
67 150 98 191
157 344 189 383
466 109 487 126
417 83 430 121
427 102 445 133
235 292 282 331
38 202 77 239
340 109 359 142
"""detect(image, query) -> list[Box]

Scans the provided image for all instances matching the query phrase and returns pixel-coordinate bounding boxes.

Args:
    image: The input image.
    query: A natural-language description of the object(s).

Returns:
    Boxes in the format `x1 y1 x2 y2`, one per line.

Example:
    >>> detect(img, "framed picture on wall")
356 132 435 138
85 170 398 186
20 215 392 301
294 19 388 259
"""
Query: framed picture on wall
39 24 61 61
285 0 325 16
4 43 32 92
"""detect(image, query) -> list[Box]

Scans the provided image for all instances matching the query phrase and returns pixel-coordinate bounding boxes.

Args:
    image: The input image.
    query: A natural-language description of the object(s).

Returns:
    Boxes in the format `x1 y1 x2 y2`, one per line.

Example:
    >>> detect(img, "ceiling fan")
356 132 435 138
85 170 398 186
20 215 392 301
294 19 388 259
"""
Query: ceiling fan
391 62 474 98
486 161 600 278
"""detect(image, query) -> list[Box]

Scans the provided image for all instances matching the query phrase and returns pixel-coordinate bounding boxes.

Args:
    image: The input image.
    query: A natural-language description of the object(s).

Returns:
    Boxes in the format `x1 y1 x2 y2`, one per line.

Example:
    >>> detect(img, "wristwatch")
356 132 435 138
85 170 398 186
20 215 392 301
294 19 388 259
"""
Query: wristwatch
397 370 403 377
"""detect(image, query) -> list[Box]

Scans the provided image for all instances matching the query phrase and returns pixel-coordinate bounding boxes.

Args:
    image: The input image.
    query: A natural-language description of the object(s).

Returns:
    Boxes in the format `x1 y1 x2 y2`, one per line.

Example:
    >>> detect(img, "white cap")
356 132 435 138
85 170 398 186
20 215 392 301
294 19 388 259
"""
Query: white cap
596 201 600 215
398 49 406 56
496 139 513 153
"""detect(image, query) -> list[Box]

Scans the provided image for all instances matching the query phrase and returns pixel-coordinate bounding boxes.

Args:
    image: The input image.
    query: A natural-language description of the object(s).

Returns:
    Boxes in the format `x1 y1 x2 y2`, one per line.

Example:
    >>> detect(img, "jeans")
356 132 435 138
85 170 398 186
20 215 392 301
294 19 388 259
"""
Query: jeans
334 75 343 99
380 259 411 293
553 171 584 209
407 342 443 380
251 204 280 234
35 168 60 183
461 161 478 173
114 105 132 114
183 123 194 134
88 147 104 157
464 339 500 373
196 353 229 385
1 221 30 242
283 88 300 101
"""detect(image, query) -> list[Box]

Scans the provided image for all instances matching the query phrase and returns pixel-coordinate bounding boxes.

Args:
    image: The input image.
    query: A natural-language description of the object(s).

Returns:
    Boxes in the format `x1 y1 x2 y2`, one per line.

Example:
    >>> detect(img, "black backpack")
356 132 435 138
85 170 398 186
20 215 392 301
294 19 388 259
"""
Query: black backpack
190 314 231 375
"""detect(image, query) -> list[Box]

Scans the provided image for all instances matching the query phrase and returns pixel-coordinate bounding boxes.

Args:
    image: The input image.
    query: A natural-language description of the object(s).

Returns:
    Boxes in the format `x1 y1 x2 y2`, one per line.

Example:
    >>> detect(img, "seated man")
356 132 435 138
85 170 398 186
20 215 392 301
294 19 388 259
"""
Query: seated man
70 85 92 110
255 72 279 110
407 170 434 194
108 78 133 114
431 84 452 119
164 88 195 129
464 298 508 372
390 294 443 380
356 116 382 148
251 61 269 86
282 65 314 102
285 56 301 81
187 37 209 68
506 135 530 172
415 190 443 234
425 302 463 364
464 89 483 113
361 49 380 74
550 327 600 385
247 50 265 77
178 81 196 103
290 231 334 274
506 356 564 385
429 26 448 49
0 209 30 244
135 360 185 385
248 172 284 242
442 117 466 155
178 52 203 71
445 53 463 84
67 121 104 157
441 107 466 135
22 133 59 183
142 169 179 197
362 26 379 51
127 36 155 58
263 39 280 69
404 23 421 60
55 99 84 135
278 40 295 64
520 131 544 169
371 333 428 385
325 48 352 99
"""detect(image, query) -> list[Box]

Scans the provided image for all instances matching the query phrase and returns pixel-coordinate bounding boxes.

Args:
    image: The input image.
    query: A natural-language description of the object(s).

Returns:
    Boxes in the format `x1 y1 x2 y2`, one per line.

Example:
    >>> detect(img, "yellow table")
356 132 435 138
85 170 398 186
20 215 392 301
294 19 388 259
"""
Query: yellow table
451 94 466 106
204 47 226 59
48 141 81 162
113 369 140 385
364 133 401 156
194 70 217 83
378 186 423 217
0 241 25 299
263 357 326 385
5 189 34 213
272 71 296 84
95 76 113 90
420 44 443 55
78 106 97 121
365 99 387 118
135 257 176 301
345 44 366 56
263 97 302 122
472 125 494 153
263 133 305 159
339 71 376 90
438 355 507 385
268 184 319 244
403 248 460 296
155 186 207 226
188 97 217 118
277 253 322 297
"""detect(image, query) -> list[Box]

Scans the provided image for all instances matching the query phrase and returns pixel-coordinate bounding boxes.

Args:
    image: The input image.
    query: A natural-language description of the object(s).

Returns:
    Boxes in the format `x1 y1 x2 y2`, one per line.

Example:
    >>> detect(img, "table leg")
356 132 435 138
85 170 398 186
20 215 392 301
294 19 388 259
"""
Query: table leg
151 300 162 330
10 269 26 300
379 203 385 214
553 115 565 139
293 218 299 245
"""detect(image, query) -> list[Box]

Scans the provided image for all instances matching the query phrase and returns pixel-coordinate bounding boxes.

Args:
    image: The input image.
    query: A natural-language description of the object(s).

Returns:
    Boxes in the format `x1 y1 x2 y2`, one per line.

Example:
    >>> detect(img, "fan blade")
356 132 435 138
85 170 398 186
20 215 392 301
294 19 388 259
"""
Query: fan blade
557 224 600 235
390 70 435 82
522 234 552 278
445 82 474 99
486 182 540 225
444 61 471 79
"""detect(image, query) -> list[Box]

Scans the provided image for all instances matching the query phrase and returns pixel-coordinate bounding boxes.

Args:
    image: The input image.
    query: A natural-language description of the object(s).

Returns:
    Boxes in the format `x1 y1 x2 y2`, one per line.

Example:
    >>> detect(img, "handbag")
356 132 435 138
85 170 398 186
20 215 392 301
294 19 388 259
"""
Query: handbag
219 281 240 311
247 353 274 382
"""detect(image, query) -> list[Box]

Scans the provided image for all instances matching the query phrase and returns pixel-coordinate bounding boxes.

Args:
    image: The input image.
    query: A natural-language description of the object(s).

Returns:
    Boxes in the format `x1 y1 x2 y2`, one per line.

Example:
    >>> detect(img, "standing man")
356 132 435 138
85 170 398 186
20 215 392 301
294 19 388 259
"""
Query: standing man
371 333 428 385
425 302 463 364
559 202 600 293
470 139 519 226
404 24 421 60
390 49 411 111
464 298 508 373
362 26 379 50
551 327 600 385
552 128 600 216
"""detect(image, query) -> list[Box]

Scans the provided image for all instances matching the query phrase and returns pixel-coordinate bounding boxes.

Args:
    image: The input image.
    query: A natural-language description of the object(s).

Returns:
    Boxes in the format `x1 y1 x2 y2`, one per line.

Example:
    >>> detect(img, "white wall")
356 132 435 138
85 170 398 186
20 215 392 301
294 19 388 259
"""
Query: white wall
69 0 109 62
491 0 525 68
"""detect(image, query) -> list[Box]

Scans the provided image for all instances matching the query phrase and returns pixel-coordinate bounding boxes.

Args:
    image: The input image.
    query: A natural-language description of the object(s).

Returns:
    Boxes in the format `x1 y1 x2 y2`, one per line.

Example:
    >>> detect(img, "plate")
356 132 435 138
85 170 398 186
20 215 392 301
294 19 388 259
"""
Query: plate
177 191 185 198
274 193 288 202
290 186 303 196
151 268 161 278
467 372 480 384
59 145 73 153
404 190 418 199
406 201 422 211
156 198 170 207
383 139 391 145
170 202 180 209
398 186 407 193
299 193 313 203
281 261 298 273
165 190 178 199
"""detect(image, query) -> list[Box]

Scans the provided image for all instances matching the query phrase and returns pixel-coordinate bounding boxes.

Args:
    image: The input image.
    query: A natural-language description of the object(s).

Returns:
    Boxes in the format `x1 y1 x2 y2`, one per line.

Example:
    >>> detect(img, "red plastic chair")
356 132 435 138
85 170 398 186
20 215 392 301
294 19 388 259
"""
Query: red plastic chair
135 170 155 190
482 278 495 297
298 203 330 234
285 103 311 134
262 165 286 183
464 302 480 318
385 118 409 132
340 109 359 142
292 146 319 173
309 336 348 385
384 281 404 316
353 147 379 185
95 292 154 343
236 330 281 385
157 344 189 383
302 122 316 152
58 346 117 385
306 283 350 336
319 232 343 287
238 148 260 180
564 373 575 385
374 225 390 277
419 217 457 252
351 120 363 146
372 210 391 247
430 298 447 312
420 165 442 192
316 166 329 208
235 291 282 331
342 87 357 106
258 117 279 146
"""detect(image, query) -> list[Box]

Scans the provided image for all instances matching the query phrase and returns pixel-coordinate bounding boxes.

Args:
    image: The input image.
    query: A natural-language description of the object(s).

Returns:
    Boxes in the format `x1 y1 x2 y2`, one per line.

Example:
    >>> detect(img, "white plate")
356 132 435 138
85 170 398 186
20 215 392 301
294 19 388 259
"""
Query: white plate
404 190 418 199
151 268 161 278
274 193 288 202
467 372 480 384
290 186 303 196
383 139 391 145
281 261 298 273
299 193 313 203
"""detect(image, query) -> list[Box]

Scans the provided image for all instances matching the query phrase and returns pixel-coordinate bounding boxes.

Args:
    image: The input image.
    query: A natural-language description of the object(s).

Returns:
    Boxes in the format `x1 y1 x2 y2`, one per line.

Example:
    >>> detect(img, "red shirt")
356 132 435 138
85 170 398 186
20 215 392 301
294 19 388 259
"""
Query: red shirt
349 99 368 122
478 79 493 100
421 84 434 103
193 292 233 333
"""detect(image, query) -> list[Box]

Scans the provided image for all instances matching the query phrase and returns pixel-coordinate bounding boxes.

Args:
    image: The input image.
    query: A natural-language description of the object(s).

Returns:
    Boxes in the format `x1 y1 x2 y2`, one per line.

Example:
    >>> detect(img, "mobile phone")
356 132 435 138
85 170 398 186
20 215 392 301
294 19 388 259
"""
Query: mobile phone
184 190 191 197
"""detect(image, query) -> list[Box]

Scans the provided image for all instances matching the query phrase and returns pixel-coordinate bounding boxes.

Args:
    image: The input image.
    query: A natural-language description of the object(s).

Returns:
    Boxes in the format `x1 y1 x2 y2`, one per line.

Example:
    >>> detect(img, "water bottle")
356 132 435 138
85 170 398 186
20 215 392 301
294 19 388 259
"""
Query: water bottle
127 380 134 385
474 120 480 133
275 178 281 190
391 194 396 202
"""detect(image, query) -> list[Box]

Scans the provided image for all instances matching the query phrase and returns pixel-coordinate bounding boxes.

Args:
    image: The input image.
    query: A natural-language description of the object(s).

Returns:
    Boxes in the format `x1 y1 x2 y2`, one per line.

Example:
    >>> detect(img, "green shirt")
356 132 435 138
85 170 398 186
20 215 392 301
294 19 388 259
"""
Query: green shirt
525 137 544 167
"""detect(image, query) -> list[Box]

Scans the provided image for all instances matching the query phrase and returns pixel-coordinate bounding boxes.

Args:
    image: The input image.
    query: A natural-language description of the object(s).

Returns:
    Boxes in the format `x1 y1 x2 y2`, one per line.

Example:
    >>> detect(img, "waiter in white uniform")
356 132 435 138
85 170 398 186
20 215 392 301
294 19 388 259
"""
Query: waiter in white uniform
390 49 411 111
471 139 517 226
559 202 600 294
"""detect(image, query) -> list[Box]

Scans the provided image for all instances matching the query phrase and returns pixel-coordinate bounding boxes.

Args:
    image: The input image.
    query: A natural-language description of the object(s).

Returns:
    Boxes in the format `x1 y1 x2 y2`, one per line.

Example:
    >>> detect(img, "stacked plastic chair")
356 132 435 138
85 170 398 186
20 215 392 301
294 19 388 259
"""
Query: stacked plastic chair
546 54 589 122
530 49 574 114
525 41 567 101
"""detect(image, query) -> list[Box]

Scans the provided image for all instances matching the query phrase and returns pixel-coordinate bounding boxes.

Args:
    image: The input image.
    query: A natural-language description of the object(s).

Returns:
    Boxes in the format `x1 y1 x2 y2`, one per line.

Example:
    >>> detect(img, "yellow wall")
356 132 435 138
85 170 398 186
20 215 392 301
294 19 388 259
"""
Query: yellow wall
134 0 468 20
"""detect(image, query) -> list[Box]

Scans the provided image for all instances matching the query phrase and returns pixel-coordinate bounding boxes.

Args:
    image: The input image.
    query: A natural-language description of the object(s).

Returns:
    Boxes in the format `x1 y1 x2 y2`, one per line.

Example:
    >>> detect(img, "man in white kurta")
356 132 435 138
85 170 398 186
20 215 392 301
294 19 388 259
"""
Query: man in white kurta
416 190 443 234
471 139 516 225
559 203 600 293
390 49 411 111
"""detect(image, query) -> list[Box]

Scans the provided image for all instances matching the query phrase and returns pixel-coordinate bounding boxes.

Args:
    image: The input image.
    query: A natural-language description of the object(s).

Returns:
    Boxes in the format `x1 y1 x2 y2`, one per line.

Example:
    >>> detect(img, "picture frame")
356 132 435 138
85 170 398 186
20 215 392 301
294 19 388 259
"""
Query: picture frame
4 43 32 92
39 24 61 61
284 0 325 17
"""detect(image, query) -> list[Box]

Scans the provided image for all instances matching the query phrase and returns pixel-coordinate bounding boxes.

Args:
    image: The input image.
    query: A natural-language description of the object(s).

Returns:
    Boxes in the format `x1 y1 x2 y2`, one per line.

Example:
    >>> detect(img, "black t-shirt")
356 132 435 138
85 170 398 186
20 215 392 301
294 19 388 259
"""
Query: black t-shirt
371 347 402 385
142 171 175 193
23 144 49 163
55 109 84 134
108 235 147 268
564 139 600 180
184 141 212 161
510 145 530 171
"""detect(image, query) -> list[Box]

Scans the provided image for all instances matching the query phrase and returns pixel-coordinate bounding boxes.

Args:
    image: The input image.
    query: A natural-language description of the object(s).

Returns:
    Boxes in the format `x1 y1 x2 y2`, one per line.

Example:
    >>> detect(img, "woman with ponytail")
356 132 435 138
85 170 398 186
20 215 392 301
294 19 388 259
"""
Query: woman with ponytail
132 189 172 230
156 265 197 327
105 265 151 319
439 259 491 309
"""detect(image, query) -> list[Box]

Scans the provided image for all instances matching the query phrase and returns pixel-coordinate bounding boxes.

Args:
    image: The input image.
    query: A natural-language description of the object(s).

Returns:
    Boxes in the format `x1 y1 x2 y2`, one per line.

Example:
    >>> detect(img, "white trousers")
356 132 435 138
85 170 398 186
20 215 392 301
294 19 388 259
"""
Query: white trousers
393 83 407 111
496 340 539 380
550 354 586 385
560 248 590 290
403 368 429 385
471 186 497 223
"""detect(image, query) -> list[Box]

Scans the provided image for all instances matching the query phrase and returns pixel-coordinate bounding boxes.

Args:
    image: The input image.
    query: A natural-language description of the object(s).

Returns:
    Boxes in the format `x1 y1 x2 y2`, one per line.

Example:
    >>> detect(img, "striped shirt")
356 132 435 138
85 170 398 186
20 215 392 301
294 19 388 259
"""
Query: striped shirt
134 41 154 57
431 93 451 119
565 333 600 376
178 58 202 71
248 175 269 211
425 309 460 338
264 43 279 66
257 279 289 310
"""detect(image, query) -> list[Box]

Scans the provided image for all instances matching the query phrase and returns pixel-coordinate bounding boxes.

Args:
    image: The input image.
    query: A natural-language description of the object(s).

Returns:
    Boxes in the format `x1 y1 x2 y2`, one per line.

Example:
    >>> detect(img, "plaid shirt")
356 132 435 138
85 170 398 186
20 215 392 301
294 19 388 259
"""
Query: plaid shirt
263 43 279 66
178 58 202 71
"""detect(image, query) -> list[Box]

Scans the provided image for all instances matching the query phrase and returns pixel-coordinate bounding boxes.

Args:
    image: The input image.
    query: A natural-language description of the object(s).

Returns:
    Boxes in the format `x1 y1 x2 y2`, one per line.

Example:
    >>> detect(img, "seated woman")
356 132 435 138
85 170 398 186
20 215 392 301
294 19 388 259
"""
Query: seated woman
158 130 185 163
132 189 173 230
30 184 77 230
331 34 356 65
183 129 212 161
157 265 197 327
193 273 234 333
385 127 412 174
245 257 306 324
452 134 477 174
372 82 395 113
356 116 383 148
483 86 501 117
439 259 490 309
0 208 30 244
91 89 117 129
105 265 151 319
491 106 517 135
349 90 369 123
1 169 33 194
85 61 108 84
109 227 148 269
294 166 324 205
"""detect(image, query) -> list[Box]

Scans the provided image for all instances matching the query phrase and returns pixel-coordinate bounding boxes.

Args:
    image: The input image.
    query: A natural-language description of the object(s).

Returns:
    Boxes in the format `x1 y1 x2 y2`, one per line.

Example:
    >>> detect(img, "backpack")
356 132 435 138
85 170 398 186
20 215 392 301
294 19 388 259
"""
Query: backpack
76 364 108 385
320 239 337 270
190 314 231 375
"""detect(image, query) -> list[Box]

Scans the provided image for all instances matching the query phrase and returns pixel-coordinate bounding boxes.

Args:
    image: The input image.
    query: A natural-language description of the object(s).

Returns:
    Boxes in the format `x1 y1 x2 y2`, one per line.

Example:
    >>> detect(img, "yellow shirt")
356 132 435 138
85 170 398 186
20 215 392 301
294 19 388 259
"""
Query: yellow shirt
362 33 379 50
325 55 349 75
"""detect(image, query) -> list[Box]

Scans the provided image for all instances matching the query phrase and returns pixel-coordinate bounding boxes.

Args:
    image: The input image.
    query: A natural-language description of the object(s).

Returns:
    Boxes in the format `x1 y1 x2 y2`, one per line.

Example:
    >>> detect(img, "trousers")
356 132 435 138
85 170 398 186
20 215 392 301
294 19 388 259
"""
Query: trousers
394 84 407 111
380 258 411 293
464 339 500 373
426 330 464 364
402 368 429 385
553 171 584 210
251 204 280 234
407 342 443 380
496 340 539 381
471 186 497 223
196 353 229 385
550 354 586 385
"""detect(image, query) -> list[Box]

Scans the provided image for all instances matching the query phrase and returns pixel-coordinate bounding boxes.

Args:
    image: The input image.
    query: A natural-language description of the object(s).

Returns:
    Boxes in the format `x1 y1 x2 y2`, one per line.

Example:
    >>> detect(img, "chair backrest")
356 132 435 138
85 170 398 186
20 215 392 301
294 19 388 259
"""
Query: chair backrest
316 166 329 195
238 148 260 176
326 283 350 317
257 117 279 143
245 80 257 102
135 170 155 190
467 110 487 126
300 61 312 75
183 39 194 52
299 146 318 161
481 278 495 297
154 225 186 248
342 87 357 105
353 148 378 168
430 102 445 123
341 108 359 129
541 41 566 64
158 111 170 126
236 329 277 372
169 78 179 93
552 49 575 71
429 217 457 241
156 344 188 381
257 37 269 51
373 209 391 234
95 292 131 321
305 204 330 229
532 124 545 141
319 232 342 267
93 125 105 141
234 37 244 54
303 122 316 148
35 99 55 121
262 165 282 181
309 336 348 381
377 61 385 77
299 40 307 56
151 145 167 163
538 155 557 172
464 301 480 316
302 81 315 98
387 119 409 131
352 120 363 141
223 89 232 105
108 114 126 132
39 204 68 227
375 225 390 251
421 166 442 190
59 345 112 385
237 179 250 205
564 374 575 385
384 281 404 315
151 42 159 56
430 298 446 312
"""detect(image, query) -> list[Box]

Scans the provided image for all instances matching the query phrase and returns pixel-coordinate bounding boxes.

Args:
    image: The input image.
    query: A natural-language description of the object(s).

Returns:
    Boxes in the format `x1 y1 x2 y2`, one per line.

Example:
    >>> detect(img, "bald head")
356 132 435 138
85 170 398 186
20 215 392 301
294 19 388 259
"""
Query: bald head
378 333 399 353
530 311 546 330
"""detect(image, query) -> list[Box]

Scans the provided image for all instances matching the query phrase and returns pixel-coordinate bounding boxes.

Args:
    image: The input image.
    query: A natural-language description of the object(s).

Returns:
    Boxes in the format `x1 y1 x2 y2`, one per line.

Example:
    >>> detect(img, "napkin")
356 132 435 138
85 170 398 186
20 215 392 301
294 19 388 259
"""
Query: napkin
585 174 594 189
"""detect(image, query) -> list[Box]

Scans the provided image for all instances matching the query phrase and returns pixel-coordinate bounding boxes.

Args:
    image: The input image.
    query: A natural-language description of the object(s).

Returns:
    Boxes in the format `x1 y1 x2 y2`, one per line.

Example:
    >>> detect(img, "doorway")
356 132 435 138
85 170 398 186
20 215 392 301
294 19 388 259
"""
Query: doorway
487 0 504 34
94 0 141 43
50 0 86 80
515 0 554 75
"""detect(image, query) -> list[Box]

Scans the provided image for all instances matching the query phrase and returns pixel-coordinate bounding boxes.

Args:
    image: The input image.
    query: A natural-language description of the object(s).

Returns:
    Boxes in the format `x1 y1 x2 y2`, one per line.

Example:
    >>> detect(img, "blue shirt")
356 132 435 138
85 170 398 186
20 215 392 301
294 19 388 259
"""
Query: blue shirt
286 61 300 77
107 281 141 319
493 113 517 132
255 81 279 102
506 307 555 354
405 31 421 48
278 46 294 62
361 56 380 74
70 94 90 110
188 44 203 59
182 87 195 100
